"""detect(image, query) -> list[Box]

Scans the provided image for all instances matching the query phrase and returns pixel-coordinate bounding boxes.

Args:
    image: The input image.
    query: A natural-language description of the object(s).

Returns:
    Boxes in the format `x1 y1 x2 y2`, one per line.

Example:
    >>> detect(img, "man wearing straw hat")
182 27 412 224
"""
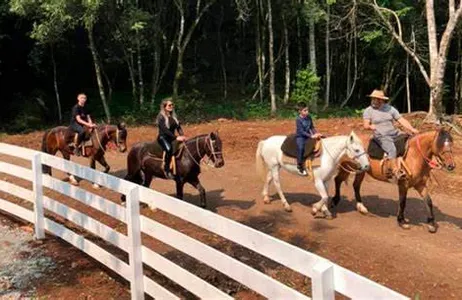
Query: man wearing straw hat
363 89 419 180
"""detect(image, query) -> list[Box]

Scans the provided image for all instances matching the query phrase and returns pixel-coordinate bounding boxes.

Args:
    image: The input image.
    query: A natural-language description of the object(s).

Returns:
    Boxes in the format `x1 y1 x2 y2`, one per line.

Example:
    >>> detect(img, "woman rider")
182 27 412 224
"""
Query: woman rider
156 98 187 179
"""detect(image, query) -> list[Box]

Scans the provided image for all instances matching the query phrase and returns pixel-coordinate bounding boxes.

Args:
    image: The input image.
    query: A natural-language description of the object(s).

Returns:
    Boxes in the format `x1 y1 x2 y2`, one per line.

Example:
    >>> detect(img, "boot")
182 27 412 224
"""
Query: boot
164 152 175 180
386 158 405 180
297 163 307 176
73 141 82 156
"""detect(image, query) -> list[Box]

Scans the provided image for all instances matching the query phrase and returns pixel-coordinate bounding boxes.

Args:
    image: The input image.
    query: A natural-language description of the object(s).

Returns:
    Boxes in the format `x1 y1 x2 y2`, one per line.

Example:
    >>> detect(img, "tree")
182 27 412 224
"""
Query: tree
371 0 462 120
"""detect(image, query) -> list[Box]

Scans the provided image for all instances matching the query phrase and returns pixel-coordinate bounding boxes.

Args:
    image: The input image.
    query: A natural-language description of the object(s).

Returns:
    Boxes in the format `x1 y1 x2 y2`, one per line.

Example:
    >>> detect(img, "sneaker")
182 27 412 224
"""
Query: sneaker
297 166 307 176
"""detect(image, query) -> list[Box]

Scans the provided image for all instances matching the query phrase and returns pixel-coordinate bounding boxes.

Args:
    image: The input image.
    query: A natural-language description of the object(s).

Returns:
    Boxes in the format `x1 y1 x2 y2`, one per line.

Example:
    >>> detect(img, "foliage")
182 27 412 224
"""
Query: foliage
290 66 321 107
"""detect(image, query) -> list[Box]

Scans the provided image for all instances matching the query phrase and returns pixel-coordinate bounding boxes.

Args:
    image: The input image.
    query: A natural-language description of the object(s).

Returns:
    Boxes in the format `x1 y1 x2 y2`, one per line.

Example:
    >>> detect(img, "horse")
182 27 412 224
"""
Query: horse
255 131 370 217
331 128 456 233
121 131 224 208
40 123 128 187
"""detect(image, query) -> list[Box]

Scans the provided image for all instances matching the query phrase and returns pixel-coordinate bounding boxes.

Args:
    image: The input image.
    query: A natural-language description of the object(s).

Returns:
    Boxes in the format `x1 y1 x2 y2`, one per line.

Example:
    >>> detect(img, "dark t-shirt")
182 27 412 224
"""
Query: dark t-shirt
156 114 183 142
71 104 89 126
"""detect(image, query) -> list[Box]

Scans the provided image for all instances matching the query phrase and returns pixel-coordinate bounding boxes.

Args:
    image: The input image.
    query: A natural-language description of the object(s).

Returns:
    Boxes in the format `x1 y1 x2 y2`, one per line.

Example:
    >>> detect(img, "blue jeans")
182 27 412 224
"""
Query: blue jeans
296 137 307 165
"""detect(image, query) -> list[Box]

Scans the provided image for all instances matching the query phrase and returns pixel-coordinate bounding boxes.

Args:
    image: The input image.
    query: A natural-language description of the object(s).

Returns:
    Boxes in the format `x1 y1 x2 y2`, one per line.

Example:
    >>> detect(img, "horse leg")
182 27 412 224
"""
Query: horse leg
353 172 368 214
62 151 78 186
175 179 185 200
415 183 438 233
271 167 291 212
92 155 110 189
312 179 332 219
397 183 411 230
188 176 207 208
262 170 273 204
330 170 349 210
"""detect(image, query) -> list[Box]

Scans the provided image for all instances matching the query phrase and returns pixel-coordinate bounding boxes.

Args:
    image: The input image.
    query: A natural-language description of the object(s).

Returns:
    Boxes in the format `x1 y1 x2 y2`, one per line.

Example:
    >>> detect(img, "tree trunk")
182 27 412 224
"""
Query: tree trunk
137 35 144 106
255 0 264 102
151 44 160 103
218 4 227 99
267 0 276 116
283 15 290 104
127 52 138 104
50 44 62 124
308 16 317 112
88 25 111 122
296 13 303 69
406 53 411 113
324 3 330 110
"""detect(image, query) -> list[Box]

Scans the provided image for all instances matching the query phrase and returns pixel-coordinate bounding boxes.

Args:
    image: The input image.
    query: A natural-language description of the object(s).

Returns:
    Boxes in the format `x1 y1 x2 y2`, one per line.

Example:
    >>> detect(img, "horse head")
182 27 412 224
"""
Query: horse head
205 131 224 168
433 127 455 171
345 131 370 172
115 122 128 153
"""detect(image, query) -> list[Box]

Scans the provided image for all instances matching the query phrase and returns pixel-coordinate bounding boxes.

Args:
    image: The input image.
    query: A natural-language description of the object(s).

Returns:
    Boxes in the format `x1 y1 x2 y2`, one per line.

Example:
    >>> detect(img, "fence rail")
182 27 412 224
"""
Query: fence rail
0 142 409 300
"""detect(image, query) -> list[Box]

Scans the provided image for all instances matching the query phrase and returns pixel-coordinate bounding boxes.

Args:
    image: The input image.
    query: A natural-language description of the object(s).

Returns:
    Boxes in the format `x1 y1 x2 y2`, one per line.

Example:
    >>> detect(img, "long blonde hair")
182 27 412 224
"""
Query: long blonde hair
156 98 179 128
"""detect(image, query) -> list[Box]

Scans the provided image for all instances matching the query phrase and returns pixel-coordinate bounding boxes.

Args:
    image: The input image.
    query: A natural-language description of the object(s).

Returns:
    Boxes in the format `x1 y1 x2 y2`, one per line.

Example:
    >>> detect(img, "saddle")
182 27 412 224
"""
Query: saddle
367 134 412 180
281 134 322 180
66 128 93 157
144 140 185 176
367 134 409 160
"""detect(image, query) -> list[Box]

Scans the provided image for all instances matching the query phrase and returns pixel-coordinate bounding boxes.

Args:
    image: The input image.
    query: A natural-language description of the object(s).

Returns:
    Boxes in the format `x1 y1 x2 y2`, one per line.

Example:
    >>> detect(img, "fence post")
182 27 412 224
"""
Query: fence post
127 186 144 300
312 260 334 300
32 153 45 240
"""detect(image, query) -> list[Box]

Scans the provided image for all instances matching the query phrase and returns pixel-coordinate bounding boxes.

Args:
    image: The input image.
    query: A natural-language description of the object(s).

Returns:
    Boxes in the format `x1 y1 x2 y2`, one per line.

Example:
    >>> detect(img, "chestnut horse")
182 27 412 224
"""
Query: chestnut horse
41 123 128 186
331 128 456 233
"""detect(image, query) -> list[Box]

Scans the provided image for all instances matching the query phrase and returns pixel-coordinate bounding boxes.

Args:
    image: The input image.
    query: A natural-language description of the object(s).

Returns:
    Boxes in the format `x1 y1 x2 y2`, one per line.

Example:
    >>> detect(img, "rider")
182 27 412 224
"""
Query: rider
295 102 323 176
70 93 97 156
363 89 419 180
156 98 187 179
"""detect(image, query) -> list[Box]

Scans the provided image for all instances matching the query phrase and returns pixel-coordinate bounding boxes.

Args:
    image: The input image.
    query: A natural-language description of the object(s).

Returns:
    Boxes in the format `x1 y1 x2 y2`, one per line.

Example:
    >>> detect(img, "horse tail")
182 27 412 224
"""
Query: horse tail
41 130 52 175
255 140 267 182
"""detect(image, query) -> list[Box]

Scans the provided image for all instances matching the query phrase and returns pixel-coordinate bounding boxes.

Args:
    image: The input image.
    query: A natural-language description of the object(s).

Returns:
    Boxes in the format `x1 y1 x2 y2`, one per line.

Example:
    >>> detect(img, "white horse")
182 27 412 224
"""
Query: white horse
255 131 370 217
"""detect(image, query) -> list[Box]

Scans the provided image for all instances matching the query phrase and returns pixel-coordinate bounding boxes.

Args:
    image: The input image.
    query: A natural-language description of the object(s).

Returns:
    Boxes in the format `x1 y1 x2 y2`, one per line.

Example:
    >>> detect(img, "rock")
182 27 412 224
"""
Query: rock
0 276 13 291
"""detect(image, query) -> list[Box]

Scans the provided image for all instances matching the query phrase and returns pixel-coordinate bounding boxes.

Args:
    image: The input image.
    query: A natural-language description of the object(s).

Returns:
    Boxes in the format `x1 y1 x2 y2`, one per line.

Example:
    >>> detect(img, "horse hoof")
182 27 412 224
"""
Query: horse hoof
311 207 318 216
324 214 334 220
428 224 438 233
92 183 100 189
284 205 292 213
398 222 411 230
356 203 369 215
263 196 271 204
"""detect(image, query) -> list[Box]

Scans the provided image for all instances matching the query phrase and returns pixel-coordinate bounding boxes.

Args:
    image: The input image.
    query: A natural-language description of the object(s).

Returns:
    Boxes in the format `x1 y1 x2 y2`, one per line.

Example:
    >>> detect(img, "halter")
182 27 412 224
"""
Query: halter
95 126 121 154
184 134 222 167
415 131 453 170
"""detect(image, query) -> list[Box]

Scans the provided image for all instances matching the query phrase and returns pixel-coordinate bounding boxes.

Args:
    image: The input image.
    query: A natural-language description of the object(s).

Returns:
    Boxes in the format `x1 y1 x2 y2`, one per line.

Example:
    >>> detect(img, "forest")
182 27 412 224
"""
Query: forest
1 0 462 132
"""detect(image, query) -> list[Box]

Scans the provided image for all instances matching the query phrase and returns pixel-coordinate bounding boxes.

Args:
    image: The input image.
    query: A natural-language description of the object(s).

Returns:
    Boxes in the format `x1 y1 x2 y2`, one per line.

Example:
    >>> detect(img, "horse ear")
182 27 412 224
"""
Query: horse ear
118 122 126 130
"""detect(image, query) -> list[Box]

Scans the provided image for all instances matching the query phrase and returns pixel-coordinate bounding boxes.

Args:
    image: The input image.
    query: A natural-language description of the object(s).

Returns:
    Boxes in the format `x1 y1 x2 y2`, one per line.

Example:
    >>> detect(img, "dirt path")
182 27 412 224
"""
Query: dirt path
1 117 462 299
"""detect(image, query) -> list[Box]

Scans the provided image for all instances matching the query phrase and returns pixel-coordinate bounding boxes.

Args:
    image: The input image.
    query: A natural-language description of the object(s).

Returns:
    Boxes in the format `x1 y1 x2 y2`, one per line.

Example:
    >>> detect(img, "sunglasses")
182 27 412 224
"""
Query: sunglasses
166 103 174 107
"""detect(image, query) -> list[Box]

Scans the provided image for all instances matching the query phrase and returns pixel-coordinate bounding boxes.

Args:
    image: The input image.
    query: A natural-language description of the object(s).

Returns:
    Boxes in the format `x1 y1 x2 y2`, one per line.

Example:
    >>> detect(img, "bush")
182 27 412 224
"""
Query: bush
291 66 320 106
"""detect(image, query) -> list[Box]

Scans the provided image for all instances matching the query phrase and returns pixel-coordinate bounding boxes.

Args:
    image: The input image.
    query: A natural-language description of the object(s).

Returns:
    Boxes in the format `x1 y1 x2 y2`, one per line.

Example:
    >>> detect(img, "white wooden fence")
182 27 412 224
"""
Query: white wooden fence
0 142 408 300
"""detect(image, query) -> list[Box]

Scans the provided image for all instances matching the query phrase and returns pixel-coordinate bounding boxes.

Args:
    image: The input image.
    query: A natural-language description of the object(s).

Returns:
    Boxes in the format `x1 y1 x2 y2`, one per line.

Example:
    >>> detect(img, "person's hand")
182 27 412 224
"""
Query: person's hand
411 128 419 135
91 123 97 129
369 124 376 131
312 133 323 139
176 136 187 142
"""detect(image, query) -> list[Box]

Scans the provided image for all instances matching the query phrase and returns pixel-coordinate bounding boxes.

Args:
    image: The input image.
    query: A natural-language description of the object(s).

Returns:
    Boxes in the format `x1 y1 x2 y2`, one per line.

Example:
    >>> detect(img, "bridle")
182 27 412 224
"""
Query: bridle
321 137 368 175
95 125 124 153
415 131 454 171
184 134 222 167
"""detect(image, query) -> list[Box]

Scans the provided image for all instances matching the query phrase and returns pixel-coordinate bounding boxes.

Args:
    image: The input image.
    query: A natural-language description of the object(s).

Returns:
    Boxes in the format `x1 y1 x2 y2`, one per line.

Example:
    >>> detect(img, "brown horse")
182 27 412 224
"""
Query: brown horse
121 131 224 208
331 128 456 233
41 123 128 186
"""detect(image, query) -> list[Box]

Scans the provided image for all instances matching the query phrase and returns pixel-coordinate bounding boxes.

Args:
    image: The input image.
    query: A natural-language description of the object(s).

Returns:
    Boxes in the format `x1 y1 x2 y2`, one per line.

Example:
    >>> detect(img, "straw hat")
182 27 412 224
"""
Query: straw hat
368 89 389 101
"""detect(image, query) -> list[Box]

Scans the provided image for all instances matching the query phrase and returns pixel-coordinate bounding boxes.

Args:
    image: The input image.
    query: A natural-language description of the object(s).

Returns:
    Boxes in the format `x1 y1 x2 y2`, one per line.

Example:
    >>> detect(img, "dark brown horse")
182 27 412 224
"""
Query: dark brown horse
41 123 128 186
121 131 224 208
331 128 456 233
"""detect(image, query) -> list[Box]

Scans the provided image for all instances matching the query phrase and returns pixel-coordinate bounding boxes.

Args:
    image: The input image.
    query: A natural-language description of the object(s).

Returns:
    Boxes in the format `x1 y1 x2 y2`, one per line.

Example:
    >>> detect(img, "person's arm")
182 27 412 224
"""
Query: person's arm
157 116 176 139
362 108 376 131
177 122 184 136
397 117 419 134
296 118 310 138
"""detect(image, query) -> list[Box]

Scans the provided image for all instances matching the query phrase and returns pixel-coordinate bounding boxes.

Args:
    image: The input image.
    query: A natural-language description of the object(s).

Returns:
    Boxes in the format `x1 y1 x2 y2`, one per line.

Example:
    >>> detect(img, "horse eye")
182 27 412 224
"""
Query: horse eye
355 149 360 153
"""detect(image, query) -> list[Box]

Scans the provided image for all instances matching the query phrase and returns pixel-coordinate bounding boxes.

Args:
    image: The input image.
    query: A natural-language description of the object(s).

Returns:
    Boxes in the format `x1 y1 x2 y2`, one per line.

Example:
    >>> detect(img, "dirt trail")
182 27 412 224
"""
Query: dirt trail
1 117 462 299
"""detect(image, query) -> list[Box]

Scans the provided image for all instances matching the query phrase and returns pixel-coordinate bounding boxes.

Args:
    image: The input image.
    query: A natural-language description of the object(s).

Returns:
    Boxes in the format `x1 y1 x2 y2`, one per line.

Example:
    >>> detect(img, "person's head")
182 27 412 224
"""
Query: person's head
158 97 178 128
297 102 309 117
77 93 87 106
160 98 175 115
368 89 389 109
